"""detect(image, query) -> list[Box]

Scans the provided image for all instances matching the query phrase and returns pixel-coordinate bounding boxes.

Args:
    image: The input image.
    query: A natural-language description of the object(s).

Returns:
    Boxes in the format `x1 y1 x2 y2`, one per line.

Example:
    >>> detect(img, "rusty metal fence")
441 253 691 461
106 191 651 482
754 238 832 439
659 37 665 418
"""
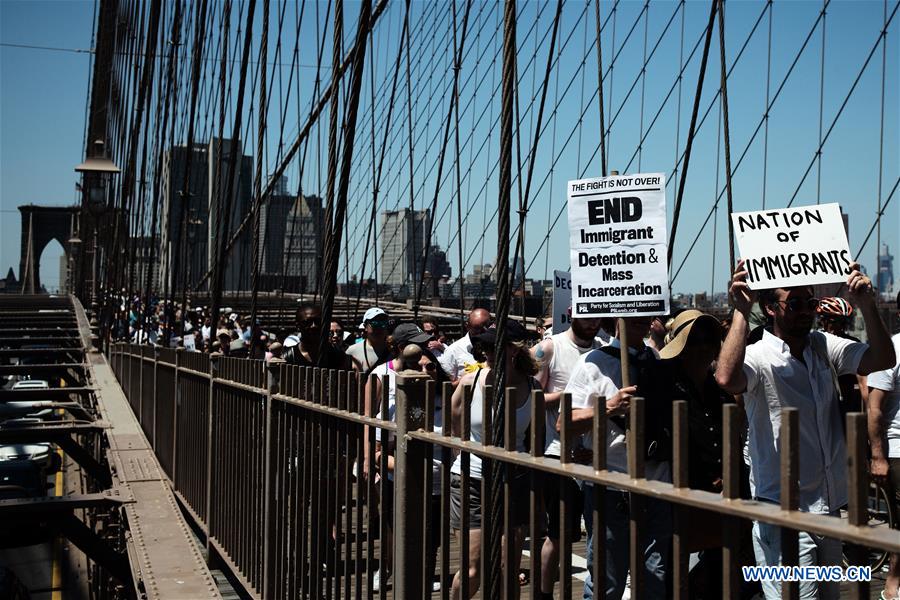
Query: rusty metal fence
108 342 899 600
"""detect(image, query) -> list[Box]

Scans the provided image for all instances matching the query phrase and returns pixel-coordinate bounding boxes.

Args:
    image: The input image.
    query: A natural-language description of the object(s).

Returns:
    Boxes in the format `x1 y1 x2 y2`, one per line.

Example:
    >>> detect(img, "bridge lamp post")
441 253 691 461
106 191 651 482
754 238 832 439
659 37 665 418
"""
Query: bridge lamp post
75 140 120 315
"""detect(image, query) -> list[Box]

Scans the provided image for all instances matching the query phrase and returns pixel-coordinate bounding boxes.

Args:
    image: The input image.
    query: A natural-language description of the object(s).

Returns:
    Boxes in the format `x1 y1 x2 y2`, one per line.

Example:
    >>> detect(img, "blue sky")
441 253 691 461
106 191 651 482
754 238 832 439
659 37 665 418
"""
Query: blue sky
1 0 897 296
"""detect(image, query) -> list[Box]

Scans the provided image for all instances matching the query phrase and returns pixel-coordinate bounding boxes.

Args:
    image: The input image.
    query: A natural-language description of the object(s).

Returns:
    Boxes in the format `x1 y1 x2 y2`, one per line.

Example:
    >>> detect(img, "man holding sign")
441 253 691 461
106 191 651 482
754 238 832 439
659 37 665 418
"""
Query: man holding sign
717 203 895 600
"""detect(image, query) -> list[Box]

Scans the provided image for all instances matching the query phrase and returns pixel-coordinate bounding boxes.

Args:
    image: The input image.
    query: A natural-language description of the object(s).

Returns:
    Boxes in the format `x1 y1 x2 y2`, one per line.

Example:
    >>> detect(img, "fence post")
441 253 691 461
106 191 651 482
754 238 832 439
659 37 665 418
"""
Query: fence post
152 345 160 449
394 367 429 599
172 347 183 484
205 351 221 564
262 357 283 599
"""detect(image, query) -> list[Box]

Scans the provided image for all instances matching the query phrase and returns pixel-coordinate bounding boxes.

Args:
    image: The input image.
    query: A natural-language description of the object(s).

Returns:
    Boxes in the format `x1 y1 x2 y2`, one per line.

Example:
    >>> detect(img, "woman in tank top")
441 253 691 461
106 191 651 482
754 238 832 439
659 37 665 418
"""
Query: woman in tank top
449 320 539 600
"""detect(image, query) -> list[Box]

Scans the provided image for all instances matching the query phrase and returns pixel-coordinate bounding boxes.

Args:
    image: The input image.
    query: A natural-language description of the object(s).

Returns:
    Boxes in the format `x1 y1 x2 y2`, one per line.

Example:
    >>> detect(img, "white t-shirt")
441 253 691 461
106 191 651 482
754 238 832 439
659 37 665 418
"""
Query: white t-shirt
438 333 477 380
742 330 867 513
451 370 532 480
867 333 900 459
564 339 670 483
539 332 598 457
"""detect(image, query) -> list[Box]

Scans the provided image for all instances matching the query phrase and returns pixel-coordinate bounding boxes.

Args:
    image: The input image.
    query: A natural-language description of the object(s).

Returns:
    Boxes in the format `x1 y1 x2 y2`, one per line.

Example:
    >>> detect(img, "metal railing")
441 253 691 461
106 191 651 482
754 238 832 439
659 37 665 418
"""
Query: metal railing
108 342 898 599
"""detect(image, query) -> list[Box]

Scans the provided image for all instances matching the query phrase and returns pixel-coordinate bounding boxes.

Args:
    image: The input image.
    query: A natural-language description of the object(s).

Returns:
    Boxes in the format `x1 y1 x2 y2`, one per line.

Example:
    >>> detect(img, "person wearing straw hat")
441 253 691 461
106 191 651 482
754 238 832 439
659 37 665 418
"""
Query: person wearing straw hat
717 259 895 600
660 309 756 597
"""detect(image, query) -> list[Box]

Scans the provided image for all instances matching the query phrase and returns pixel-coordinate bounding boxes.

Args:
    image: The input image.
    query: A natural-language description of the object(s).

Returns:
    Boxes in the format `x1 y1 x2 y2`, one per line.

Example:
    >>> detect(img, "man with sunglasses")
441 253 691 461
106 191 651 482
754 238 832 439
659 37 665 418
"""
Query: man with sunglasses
438 307 492 384
347 307 392 375
283 303 351 370
717 260 895 600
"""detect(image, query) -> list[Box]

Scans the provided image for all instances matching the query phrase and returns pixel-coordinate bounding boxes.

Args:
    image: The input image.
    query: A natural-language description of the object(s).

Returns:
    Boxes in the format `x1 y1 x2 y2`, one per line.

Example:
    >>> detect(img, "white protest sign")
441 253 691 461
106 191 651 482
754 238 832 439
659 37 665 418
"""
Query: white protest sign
184 334 196 351
552 270 571 334
567 173 669 317
730 202 852 289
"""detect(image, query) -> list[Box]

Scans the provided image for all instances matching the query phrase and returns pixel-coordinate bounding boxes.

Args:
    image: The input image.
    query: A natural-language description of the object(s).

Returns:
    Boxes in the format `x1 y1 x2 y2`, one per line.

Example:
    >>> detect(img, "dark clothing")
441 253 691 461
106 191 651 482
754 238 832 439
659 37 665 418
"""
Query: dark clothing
672 369 730 493
283 341 349 370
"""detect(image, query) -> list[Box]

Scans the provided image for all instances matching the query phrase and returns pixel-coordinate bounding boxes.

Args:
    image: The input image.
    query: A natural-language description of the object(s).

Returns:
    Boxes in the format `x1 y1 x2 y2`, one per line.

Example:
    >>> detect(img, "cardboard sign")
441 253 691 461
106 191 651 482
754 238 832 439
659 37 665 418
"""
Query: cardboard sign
730 203 852 289
552 270 572 334
567 173 670 317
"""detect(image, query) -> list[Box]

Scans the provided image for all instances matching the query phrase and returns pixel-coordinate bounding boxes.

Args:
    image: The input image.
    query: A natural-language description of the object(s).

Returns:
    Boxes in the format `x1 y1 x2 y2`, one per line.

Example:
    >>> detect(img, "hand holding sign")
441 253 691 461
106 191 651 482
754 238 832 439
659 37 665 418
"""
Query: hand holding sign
845 261 875 307
729 259 757 317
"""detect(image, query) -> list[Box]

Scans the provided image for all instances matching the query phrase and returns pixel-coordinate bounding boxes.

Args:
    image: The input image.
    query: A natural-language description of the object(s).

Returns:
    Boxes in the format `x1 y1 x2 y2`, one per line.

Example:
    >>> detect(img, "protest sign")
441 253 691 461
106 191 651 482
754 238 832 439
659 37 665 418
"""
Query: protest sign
730 202 852 289
567 173 669 317
552 270 571 334
184 334 196 351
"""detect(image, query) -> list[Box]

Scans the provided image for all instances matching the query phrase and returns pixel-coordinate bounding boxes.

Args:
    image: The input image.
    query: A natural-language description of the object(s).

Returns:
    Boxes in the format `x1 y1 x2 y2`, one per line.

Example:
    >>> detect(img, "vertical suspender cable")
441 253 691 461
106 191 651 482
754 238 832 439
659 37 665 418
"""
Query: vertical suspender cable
175 0 210 334
667 0 717 269
876 0 887 274
249 0 270 334
637 0 649 171
319 0 342 306
403 5 417 310
595 0 608 177
453 0 466 327
488 1 517 598
514 0 564 316
816 0 827 204
414 0 473 319
210 0 257 325
717 0 735 275
355 0 411 317
318 0 372 365
762 0 772 209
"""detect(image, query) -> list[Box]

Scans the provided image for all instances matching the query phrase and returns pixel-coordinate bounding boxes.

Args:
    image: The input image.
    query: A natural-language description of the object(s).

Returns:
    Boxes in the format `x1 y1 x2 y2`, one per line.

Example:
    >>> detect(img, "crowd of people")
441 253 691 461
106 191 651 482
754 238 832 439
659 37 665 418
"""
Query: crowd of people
108 260 900 600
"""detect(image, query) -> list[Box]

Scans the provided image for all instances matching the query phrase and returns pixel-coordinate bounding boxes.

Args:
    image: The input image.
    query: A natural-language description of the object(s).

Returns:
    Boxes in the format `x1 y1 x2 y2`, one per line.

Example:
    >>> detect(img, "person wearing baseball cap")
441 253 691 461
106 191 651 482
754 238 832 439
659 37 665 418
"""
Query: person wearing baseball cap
347 307 391 375
448 319 539 598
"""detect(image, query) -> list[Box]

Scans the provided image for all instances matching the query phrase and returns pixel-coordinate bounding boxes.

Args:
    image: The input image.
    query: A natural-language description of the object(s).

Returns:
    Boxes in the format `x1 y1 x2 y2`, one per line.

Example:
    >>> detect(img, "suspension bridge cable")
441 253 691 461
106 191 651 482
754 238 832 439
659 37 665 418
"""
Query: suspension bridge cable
248 0 270 332
785 0 898 208
762 0 772 209
668 0 718 269
488 1 517 597
876 0 888 269
413 0 473 318
595 0 607 177
317 0 372 366
717 0 735 275
209 0 257 324
193 0 392 292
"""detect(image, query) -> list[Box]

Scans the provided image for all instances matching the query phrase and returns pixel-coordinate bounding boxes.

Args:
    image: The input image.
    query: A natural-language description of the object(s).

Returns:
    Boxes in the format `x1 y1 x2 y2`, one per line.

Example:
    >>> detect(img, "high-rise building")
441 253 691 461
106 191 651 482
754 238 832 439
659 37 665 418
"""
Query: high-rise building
131 236 160 294
281 194 325 293
159 137 254 294
159 142 210 292
380 209 431 288
208 137 254 292
878 243 894 296
259 175 295 275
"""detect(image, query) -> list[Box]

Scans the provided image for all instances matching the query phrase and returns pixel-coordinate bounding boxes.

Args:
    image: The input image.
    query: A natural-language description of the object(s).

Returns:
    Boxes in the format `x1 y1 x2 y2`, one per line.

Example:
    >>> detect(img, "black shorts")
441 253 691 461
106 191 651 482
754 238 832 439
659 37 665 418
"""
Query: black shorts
544 473 584 542
449 471 531 530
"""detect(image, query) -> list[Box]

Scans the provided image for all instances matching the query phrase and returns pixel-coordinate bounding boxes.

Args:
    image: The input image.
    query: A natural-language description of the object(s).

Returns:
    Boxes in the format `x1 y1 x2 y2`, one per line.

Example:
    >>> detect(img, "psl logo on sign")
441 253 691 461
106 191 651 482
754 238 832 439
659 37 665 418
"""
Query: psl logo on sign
566 173 670 318
730 203 852 289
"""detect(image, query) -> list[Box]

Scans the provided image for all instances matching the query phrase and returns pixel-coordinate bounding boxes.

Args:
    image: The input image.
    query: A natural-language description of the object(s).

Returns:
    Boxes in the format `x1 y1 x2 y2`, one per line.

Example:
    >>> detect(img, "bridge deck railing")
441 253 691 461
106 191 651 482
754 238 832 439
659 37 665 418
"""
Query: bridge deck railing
108 342 897 600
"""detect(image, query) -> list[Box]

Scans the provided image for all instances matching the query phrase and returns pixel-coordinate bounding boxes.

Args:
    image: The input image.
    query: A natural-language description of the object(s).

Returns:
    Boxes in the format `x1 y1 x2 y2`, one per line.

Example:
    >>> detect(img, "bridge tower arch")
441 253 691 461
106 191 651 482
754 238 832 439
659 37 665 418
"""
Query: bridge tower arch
18 205 79 294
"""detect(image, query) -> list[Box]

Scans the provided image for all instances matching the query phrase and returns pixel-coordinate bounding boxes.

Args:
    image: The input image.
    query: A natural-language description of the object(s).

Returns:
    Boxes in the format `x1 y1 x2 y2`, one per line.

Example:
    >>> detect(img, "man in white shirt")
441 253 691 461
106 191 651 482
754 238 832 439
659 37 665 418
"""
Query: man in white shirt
438 308 491 383
562 316 672 600
531 315 604 599
716 260 895 600
867 291 900 600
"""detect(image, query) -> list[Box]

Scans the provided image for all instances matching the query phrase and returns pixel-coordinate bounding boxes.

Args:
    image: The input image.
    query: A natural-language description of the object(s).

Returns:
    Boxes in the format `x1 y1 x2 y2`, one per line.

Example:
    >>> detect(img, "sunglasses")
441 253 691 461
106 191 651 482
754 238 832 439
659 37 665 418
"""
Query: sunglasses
772 297 819 312
368 320 390 329
422 362 437 372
